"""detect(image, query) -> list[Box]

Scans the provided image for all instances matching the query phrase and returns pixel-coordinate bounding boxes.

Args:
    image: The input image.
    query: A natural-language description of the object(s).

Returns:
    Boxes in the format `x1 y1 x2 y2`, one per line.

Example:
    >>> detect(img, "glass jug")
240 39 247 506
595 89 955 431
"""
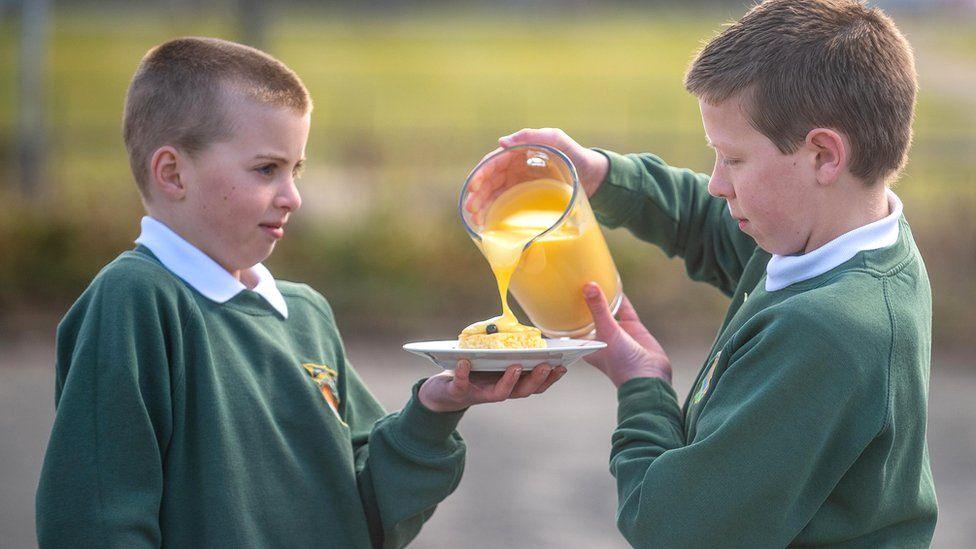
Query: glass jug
459 144 622 338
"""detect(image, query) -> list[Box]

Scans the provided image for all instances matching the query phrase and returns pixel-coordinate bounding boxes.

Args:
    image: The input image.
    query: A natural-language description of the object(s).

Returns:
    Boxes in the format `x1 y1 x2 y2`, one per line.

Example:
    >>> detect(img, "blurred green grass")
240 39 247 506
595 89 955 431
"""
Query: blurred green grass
1 6 973 346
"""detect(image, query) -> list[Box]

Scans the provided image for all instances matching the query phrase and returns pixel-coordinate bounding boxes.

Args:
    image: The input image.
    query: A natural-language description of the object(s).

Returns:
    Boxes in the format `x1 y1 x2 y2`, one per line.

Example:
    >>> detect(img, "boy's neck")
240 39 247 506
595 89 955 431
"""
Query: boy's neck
239 269 260 290
143 209 254 287
803 183 891 254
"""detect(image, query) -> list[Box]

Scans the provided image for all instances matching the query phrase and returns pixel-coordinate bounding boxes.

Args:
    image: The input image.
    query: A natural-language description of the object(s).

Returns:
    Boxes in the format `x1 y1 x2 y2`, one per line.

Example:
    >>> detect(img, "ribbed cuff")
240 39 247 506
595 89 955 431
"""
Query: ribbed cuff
391 379 465 454
617 377 681 426
589 148 646 229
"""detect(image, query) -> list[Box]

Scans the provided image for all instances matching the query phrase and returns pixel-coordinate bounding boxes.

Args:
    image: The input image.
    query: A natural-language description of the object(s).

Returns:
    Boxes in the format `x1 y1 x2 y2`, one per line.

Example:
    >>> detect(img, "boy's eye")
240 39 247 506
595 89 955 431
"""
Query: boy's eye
292 164 305 179
722 157 741 167
256 164 277 176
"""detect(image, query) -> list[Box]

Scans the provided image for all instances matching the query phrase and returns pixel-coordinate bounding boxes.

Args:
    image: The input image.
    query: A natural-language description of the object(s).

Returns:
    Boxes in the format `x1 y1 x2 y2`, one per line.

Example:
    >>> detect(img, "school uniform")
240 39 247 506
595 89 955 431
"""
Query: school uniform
36 216 466 549
590 150 937 548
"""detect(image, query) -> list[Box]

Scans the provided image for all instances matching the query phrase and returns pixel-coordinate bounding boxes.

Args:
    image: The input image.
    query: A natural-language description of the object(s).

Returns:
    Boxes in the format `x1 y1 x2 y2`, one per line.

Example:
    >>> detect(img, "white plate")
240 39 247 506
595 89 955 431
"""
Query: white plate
402 339 606 371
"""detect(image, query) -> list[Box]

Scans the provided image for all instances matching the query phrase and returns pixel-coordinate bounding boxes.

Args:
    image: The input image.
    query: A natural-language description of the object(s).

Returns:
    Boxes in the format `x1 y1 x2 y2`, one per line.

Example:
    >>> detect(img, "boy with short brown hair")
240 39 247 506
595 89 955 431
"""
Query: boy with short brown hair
502 0 937 546
36 37 564 549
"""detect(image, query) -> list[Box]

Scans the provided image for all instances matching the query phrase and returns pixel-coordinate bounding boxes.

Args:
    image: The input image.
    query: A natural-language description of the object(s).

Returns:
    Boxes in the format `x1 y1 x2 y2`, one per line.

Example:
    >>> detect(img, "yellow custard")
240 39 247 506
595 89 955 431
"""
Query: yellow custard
459 208 550 348
460 178 619 344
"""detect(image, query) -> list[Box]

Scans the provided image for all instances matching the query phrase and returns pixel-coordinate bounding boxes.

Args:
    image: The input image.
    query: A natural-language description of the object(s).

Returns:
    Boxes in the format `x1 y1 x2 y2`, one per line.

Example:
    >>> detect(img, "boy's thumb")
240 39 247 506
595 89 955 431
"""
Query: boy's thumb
583 282 617 338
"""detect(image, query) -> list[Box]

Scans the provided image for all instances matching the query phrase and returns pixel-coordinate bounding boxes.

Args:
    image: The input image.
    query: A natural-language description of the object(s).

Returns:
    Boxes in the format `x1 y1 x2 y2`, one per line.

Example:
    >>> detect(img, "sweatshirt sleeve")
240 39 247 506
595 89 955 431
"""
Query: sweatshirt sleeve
36 271 185 548
608 309 887 548
589 149 758 296
342 365 465 549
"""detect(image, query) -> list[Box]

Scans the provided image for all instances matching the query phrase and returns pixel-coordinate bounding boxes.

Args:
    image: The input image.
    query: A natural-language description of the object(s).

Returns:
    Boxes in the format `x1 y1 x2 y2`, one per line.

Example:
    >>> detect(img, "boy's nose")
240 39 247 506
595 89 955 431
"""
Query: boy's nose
707 166 734 199
276 179 302 211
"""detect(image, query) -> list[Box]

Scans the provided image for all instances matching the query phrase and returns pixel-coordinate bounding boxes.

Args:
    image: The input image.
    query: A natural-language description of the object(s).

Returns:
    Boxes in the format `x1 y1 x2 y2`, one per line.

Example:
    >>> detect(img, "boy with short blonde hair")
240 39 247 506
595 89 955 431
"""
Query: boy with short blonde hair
36 37 564 548
502 0 937 546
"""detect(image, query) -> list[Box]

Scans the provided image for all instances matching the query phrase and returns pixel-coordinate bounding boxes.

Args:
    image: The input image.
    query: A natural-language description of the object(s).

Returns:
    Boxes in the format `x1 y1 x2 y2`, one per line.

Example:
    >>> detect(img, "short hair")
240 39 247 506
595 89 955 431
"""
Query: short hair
122 37 312 196
684 0 917 184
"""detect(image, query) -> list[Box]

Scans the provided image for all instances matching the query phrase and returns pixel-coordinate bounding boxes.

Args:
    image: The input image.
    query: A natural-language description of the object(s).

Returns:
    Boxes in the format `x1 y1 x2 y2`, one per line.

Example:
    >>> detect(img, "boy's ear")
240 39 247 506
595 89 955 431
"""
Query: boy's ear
149 146 187 200
805 128 848 187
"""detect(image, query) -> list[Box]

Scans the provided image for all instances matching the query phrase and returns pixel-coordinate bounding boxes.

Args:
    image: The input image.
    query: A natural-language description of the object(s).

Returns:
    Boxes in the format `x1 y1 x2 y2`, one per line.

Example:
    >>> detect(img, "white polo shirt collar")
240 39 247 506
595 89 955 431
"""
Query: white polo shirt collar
766 189 902 292
135 216 289 318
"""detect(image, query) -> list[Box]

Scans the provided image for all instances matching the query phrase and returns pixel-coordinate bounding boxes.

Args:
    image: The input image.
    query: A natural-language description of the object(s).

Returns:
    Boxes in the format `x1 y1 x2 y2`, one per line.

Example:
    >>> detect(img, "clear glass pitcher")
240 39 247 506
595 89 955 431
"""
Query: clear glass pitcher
459 144 622 338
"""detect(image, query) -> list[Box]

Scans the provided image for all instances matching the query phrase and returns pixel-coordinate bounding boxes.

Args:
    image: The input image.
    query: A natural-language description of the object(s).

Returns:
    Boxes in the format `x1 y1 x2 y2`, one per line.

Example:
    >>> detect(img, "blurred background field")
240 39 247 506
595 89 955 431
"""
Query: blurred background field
2 1 973 345
1 1 974 548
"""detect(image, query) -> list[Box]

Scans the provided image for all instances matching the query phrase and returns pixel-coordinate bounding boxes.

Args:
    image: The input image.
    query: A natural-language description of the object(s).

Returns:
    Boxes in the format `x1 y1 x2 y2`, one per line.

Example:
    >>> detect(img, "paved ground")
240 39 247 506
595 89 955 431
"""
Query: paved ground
1 335 973 548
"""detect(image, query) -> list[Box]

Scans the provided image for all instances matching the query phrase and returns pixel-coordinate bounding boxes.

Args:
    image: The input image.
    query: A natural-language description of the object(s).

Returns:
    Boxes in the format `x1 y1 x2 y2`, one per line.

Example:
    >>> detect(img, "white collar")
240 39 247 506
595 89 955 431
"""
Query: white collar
134 216 289 318
765 189 902 292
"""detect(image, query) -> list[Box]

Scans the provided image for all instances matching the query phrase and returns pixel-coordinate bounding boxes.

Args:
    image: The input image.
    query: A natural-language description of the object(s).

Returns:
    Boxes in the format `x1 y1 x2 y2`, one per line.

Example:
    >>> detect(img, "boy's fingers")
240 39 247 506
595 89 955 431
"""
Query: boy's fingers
468 151 506 194
582 282 619 338
535 365 567 394
510 364 552 398
453 360 472 392
499 127 568 150
491 365 522 401
499 128 549 148
476 147 504 167
498 128 529 147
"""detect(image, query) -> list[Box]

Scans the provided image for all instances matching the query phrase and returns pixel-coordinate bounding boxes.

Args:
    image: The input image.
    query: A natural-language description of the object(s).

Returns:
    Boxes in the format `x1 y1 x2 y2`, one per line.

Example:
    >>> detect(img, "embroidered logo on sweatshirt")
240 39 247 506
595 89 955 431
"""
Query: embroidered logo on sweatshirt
693 351 721 404
301 362 342 419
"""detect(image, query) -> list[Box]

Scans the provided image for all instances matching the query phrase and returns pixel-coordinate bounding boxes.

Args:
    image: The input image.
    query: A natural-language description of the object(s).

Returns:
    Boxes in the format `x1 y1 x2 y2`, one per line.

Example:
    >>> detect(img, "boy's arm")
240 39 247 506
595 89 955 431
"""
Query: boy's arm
36 276 183 548
590 149 758 296
342 367 465 549
608 310 887 547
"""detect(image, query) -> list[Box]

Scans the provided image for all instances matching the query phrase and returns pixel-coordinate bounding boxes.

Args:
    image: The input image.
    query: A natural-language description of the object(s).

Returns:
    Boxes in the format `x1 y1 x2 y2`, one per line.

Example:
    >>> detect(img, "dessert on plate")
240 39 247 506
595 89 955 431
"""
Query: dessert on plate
458 317 545 349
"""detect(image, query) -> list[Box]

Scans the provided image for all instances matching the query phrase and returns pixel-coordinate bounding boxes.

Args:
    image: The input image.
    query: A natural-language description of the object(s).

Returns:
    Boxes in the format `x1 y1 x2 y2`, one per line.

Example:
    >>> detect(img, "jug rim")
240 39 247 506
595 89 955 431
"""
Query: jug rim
458 143 581 249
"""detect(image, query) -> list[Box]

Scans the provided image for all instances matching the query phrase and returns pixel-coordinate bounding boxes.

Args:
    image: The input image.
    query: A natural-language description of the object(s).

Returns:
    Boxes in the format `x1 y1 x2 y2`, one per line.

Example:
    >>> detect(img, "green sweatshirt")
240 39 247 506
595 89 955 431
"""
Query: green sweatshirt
36 246 465 549
589 150 937 548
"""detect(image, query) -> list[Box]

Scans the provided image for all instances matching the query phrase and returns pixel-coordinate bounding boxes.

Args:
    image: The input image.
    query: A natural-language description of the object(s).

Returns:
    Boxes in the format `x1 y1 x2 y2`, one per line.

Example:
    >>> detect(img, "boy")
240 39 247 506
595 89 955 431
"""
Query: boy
35 37 565 548
497 0 937 546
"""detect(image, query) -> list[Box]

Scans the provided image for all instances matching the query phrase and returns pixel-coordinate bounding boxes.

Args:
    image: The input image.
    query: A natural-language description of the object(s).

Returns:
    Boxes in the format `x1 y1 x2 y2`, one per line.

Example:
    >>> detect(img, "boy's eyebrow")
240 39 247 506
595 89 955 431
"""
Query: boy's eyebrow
253 154 306 165
706 139 736 152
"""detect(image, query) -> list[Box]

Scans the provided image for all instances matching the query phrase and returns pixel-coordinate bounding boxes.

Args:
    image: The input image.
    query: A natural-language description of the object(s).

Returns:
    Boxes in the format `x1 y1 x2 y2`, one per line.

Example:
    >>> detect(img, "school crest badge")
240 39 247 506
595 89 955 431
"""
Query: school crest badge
692 351 721 405
302 362 341 417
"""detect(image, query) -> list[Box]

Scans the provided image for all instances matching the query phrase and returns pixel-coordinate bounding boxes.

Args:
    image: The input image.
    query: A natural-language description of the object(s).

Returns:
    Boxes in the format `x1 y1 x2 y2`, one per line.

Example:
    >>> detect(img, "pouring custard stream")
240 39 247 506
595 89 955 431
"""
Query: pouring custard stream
459 178 573 348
